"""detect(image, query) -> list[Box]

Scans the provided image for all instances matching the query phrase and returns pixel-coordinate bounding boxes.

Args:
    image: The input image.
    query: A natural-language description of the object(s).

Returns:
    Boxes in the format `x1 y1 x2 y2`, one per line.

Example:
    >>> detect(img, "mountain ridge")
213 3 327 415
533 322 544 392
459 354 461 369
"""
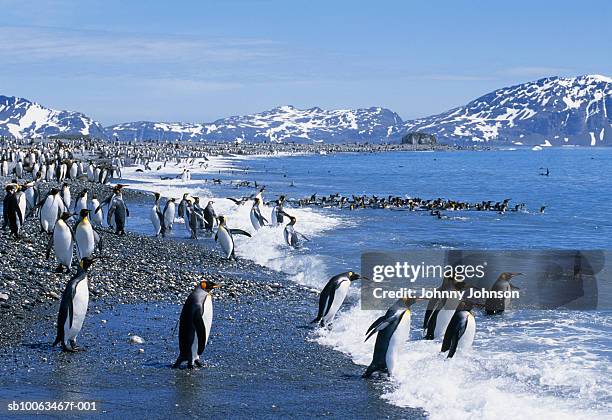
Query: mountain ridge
0 74 610 146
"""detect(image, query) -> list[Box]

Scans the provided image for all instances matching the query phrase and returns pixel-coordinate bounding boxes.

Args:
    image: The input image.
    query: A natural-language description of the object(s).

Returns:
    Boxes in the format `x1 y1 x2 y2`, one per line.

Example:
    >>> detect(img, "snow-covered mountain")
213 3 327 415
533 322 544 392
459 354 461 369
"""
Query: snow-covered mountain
403 75 611 146
0 95 106 139
1 74 610 146
106 105 403 143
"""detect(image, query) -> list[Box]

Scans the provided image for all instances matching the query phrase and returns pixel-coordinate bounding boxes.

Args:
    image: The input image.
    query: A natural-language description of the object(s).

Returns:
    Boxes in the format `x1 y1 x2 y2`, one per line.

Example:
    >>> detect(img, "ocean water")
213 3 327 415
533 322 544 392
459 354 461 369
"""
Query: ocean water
122 148 612 419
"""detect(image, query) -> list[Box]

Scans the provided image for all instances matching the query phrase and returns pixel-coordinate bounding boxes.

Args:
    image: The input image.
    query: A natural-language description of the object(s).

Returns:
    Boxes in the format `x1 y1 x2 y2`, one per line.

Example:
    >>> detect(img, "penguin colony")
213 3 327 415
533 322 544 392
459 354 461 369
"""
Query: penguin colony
2 138 523 375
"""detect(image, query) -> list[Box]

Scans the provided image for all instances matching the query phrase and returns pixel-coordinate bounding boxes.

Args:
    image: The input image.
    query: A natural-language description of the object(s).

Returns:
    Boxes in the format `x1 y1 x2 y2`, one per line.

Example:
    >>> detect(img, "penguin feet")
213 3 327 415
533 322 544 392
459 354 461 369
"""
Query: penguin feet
61 345 77 353
194 360 204 368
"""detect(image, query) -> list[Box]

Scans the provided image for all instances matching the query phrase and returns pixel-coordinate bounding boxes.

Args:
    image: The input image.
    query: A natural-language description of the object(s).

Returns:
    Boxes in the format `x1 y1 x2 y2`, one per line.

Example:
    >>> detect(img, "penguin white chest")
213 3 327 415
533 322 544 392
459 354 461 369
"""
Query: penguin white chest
65 279 89 341
387 310 411 375
323 280 350 324
150 206 161 233
217 228 233 258
250 207 262 230
76 222 95 259
54 222 74 266
458 314 476 351
434 299 460 339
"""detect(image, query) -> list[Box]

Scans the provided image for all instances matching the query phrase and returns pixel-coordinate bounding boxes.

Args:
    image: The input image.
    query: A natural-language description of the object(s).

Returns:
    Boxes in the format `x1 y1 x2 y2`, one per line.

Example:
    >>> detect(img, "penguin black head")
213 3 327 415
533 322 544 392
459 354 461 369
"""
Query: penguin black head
200 280 220 291
49 188 60 195
499 272 523 282
401 297 419 308
79 257 95 271
154 192 161 200
348 271 362 281
169 198 176 202
60 212 71 221
79 208 90 218
217 215 226 225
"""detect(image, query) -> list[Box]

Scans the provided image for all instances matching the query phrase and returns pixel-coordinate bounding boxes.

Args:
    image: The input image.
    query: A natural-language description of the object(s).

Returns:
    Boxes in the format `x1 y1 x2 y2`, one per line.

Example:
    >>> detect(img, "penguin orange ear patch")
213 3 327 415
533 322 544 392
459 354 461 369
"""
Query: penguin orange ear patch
200 281 207 289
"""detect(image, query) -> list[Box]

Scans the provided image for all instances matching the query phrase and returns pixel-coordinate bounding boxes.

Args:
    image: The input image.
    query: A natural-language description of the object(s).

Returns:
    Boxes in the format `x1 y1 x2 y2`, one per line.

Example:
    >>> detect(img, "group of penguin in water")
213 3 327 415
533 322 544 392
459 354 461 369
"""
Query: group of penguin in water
2 140 522 378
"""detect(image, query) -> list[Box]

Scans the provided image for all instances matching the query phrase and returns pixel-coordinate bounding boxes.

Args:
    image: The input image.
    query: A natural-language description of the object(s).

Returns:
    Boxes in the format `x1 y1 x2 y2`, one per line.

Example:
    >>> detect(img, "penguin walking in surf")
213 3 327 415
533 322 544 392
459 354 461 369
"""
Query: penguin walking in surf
311 271 362 327
46 212 74 273
280 212 309 248
441 301 477 358
172 280 220 369
485 272 522 315
363 297 419 378
250 193 268 231
271 195 286 226
423 276 466 340
53 257 96 352
214 215 251 260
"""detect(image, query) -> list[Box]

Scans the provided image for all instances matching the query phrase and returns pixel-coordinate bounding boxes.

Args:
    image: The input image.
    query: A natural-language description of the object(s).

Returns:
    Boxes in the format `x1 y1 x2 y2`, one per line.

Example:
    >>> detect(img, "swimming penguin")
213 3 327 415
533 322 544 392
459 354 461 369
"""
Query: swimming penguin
214 215 251 259
172 280 220 369
424 277 466 340
150 192 165 237
163 198 176 231
363 297 418 378
441 301 476 358
53 257 96 352
75 209 101 260
485 272 522 315
271 195 286 226
249 196 268 230
203 200 216 234
46 212 74 273
38 188 65 234
311 271 362 326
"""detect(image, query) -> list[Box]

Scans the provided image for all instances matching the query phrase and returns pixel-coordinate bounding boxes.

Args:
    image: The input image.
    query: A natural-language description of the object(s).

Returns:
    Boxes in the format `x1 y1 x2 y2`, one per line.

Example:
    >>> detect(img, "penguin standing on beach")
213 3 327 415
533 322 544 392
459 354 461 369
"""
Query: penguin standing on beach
4 184 25 238
163 198 176 231
106 188 129 235
89 194 103 226
61 182 71 210
150 192 165 237
203 200 216 234
214 215 251 259
46 212 74 273
74 189 88 215
441 301 476 358
311 271 362 326
38 188 64 234
485 272 522 315
75 209 101 260
363 297 418 378
53 257 95 352
172 280 220 369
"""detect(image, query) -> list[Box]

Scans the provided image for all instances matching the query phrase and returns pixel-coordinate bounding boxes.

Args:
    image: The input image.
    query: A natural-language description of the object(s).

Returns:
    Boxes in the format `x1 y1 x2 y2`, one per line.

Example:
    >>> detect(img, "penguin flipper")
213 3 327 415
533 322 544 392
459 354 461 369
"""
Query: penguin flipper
442 314 467 357
229 229 251 237
67 281 78 329
365 315 392 342
194 316 207 355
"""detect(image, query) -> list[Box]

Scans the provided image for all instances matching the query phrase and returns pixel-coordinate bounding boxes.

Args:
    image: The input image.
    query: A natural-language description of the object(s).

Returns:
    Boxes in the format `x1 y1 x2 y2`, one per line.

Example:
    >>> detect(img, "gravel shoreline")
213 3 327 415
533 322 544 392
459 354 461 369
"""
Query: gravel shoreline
0 178 312 348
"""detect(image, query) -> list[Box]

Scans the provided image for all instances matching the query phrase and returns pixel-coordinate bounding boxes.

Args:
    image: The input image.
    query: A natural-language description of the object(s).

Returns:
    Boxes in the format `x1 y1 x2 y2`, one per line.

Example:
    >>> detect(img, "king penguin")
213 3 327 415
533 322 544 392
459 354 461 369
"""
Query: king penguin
75 209 101 260
150 192 165 237
311 271 362 326
485 272 522 315
53 257 96 352
249 195 268 231
46 212 74 273
441 301 476 358
214 215 251 260
203 200 216 234
363 297 418 378
424 277 466 340
38 188 64 234
172 280 220 369
162 198 176 231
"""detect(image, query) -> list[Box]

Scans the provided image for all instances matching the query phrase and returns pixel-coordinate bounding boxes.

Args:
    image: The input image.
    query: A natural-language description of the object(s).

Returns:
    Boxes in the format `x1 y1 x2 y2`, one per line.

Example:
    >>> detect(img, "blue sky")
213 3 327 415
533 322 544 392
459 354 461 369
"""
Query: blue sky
1 0 610 125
